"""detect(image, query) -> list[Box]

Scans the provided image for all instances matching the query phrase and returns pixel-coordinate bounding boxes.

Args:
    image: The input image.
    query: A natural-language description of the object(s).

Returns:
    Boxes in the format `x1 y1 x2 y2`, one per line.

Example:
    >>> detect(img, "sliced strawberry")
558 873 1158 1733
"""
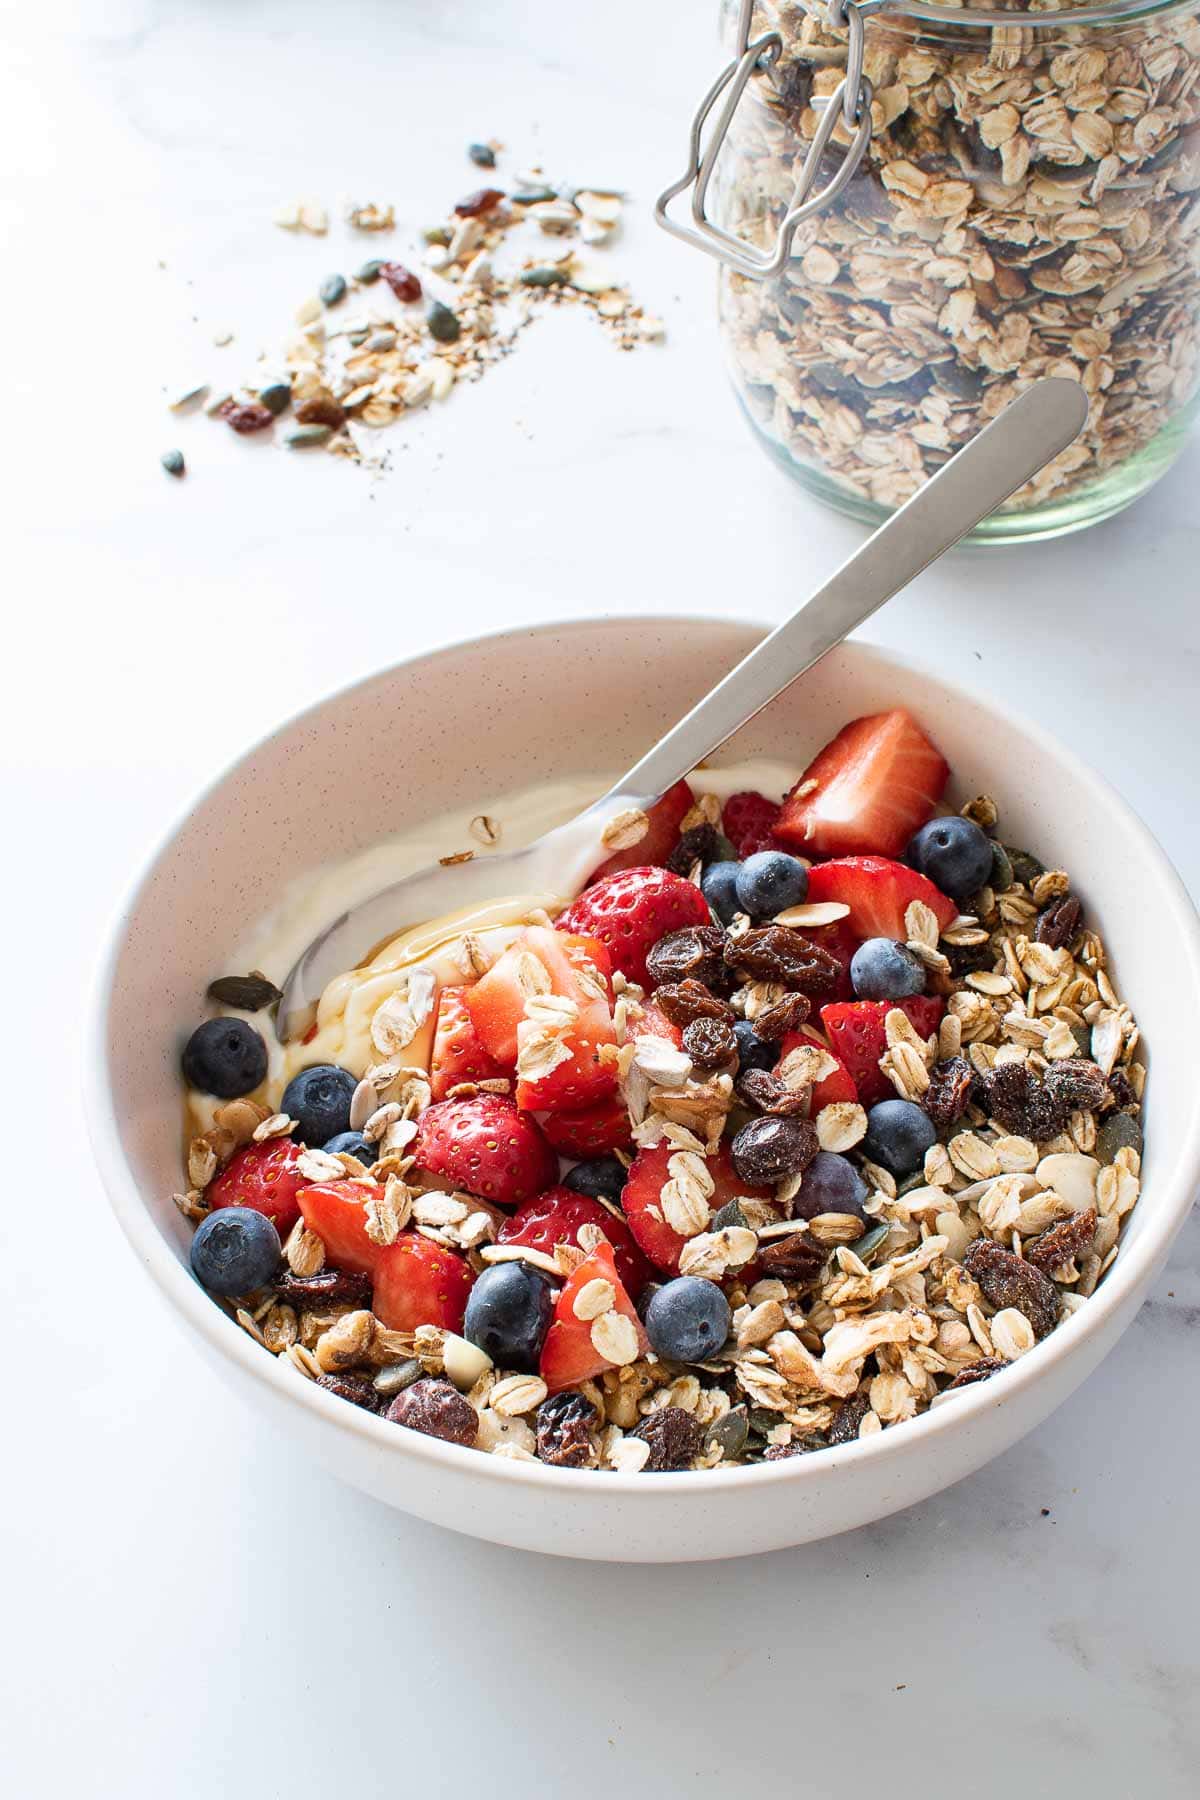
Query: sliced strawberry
373 1232 474 1334
798 915 860 1003
498 1187 651 1297
722 790 784 859
820 997 945 1107
208 1138 306 1237
298 1180 385 1274
779 1024 859 1109
589 779 694 880
556 865 711 987
411 1094 557 1207
513 928 618 1112
620 1143 771 1276
539 1240 648 1395
430 985 508 1100
776 710 949 860
540 1092 632 1158
624 994 684 1049
805 856 956 941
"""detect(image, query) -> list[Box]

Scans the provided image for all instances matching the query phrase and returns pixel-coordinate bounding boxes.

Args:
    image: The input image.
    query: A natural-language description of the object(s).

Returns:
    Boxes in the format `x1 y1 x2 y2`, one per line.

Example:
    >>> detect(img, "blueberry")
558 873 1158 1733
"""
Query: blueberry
181 1017 268 1098
792 1150 869 1222
734 1019 778 1074
324 1131 374 1163
701 860 741 925
463 1262 555 1373
281 1064 357 1145
644 1277 732 1364
734 850 809 919
907 816 993 902
850 937 927 1001
190 1206 281 1296
862 1099 938 1178
562 1156 627 1205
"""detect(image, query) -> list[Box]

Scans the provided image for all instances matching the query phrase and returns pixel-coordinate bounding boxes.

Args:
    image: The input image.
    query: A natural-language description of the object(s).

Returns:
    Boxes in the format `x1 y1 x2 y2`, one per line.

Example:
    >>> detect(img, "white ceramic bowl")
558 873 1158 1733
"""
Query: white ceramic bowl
87 620 1200 1562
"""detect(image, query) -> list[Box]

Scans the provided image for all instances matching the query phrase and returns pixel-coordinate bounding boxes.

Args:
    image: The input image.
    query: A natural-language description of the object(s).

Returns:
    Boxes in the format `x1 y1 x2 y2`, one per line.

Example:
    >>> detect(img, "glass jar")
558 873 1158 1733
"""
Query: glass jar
660 0 1200 540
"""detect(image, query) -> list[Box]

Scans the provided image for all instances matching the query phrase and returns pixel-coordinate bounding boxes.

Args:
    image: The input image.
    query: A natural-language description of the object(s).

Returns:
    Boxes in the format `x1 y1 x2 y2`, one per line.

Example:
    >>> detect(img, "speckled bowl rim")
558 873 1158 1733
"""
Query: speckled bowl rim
85 616 1200 1501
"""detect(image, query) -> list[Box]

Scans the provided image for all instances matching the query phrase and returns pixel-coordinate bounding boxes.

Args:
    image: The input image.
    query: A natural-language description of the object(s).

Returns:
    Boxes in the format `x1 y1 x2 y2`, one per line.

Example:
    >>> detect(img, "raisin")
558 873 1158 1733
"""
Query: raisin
753 991 812 1041
535 1391 597 1468
762 1440 808 1461
218 399 274 434
731 1114 818 1184
316 1371 381 1413
380 262 422 302
923 1056 977 1128
724 925 840 993
665 824 722 876
759 1231 824 1286
947 1356 1007 1390
454 186 505 216
945 941 995 981
631 1406 703 1471
653 980 734 1029
1026 1207 1097 1274
1107 1070 1136 1111
682 1016 737 1070
1043 1057 1109 1114
1035 893 1083 950
735 1069 811 1117
961 1239 1059 1339
645 925 729 990
386 1377 478 1446
275 1268 373 1310
982 1063 1066 1142
295 394 347 429
828 1391 871 1445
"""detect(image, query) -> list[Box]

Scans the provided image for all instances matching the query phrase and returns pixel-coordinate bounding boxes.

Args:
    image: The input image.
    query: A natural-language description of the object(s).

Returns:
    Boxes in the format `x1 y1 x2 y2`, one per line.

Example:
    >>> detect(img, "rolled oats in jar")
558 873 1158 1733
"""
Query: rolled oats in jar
661 0 1200 539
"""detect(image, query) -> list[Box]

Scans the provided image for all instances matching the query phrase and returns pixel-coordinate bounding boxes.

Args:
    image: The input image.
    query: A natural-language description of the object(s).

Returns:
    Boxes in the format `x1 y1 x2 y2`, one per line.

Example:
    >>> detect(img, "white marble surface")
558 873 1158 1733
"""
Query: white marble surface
5 1 1200 1794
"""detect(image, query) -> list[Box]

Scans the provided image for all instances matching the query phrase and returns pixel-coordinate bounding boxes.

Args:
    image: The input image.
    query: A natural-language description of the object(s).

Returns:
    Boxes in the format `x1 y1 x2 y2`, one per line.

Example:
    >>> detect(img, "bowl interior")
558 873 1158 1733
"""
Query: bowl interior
96 619 1198 1365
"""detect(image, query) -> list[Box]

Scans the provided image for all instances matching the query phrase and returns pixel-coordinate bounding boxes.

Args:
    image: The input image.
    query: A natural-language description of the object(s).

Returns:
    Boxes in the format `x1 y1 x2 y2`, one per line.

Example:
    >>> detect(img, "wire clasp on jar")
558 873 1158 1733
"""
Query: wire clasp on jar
655 0 882 279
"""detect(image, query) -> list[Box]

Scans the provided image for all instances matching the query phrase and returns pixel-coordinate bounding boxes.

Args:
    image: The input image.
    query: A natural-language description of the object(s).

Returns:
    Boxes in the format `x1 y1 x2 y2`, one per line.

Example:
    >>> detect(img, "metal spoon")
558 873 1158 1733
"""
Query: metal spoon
277 377 1088 1039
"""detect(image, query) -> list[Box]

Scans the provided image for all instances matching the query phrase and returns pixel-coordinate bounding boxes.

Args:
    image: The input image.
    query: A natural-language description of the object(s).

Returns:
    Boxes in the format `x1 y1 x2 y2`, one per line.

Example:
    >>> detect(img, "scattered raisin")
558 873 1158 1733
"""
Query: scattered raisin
631 1406 703 1471
945 941 995 981
1043 1057 1109 1114
982 1062 1066 1142
379 262 422 302
665 824 722 876
947 1356 1007 1390
961 1239 1059 1339
536 1391 597 1468
682 1016 737 1070
1035 893 1083 950
645 924 729 990
295 394 347 429
828 1391 871 1445
653 979 734 1029
316 1371 381 1413
762 1440 807 1461
753 991 812 1041
386 1378 478 1446
1107 1069 1136 1111
923 1056 977 1128
454 186 505 216
1026 1207 1097 1274
275 1268 373 1310
724 925 840 993
731 1114 818 1184
758 1230 824 1286
218 399 274 434
735 1069 811 1117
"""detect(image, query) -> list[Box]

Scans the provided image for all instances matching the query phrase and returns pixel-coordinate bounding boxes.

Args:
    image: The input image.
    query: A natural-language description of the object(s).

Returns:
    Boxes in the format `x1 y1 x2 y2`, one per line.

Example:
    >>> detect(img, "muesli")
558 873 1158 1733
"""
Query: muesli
176 707 1143 1473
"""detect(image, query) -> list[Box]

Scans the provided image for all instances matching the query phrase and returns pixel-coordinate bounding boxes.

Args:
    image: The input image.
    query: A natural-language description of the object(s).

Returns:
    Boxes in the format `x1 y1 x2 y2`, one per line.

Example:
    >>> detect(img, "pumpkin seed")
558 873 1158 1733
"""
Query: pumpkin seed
1004 846 1045 887
848 1222 890 1261
207 972 282 1012
747 1408 780 1438
1096 1111 1142 1164
467 142 496 168
257 381 292 416
705 1406 749 1460
710 1199 747 1232
422 225 452 247
160 448 185 478
989 841 1014 892
355 259 385 284
286 423 332 447
372 1358 422 1398
519 265 568 288
320 273 347 307
427 301 461 343
511 186 557 205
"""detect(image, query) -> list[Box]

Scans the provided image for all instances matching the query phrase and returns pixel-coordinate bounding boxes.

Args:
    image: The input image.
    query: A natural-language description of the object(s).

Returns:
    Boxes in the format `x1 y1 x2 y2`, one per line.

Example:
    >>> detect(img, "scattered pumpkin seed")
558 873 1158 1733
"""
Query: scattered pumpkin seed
1004 846 1045 886
423 225 452 247
849 1222 890 1262
989 841 1014 891
363 329 397 352
160 448 185 478
1096 1111 1142 1164
511 185 557 205
347 328 369 347
710 1199 747 1232
319 273 347 307
1071 1022 1093 1056
427 301 461 343
257 381 292 416
468 142 496 168
207 972 282 1012
355 259 385 284
705 1407 749 1461
285 423 333 447
519 265 568 287
747 1407 781 1438
372 1358 423 1398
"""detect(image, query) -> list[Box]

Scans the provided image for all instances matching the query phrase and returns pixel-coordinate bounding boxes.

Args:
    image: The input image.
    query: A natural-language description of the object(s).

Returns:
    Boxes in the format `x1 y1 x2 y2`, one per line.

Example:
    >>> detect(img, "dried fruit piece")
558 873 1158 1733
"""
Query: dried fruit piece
731 1115 818 1183
734 1069 811 1118
982 1063 1066 1143
386 1377 478 1445
455 186 505 216
682 1016 737 1070
828 1391 871 1445
1043 1058 1109 1114
630 1406 703 1471
275 1268 374 1310
218 399 275 434
947 1356 1007 1390
664 823 724 875
316 1371 381 1412
380 262 422 302
724 925 840 991
1035 894 1083 950
758 1231 824 1286
923 1057 977 1129
653 980 734 1028
295 394 347 429
753 991 811 1041
961 1238 1059 1339
1026 1208 1097 1275
645 923 730 990
535 1391 598 1467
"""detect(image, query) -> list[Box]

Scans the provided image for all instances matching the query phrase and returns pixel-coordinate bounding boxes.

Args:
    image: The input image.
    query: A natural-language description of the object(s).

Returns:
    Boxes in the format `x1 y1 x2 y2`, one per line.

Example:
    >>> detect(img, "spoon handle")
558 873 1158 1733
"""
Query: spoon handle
611 377 1088 804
